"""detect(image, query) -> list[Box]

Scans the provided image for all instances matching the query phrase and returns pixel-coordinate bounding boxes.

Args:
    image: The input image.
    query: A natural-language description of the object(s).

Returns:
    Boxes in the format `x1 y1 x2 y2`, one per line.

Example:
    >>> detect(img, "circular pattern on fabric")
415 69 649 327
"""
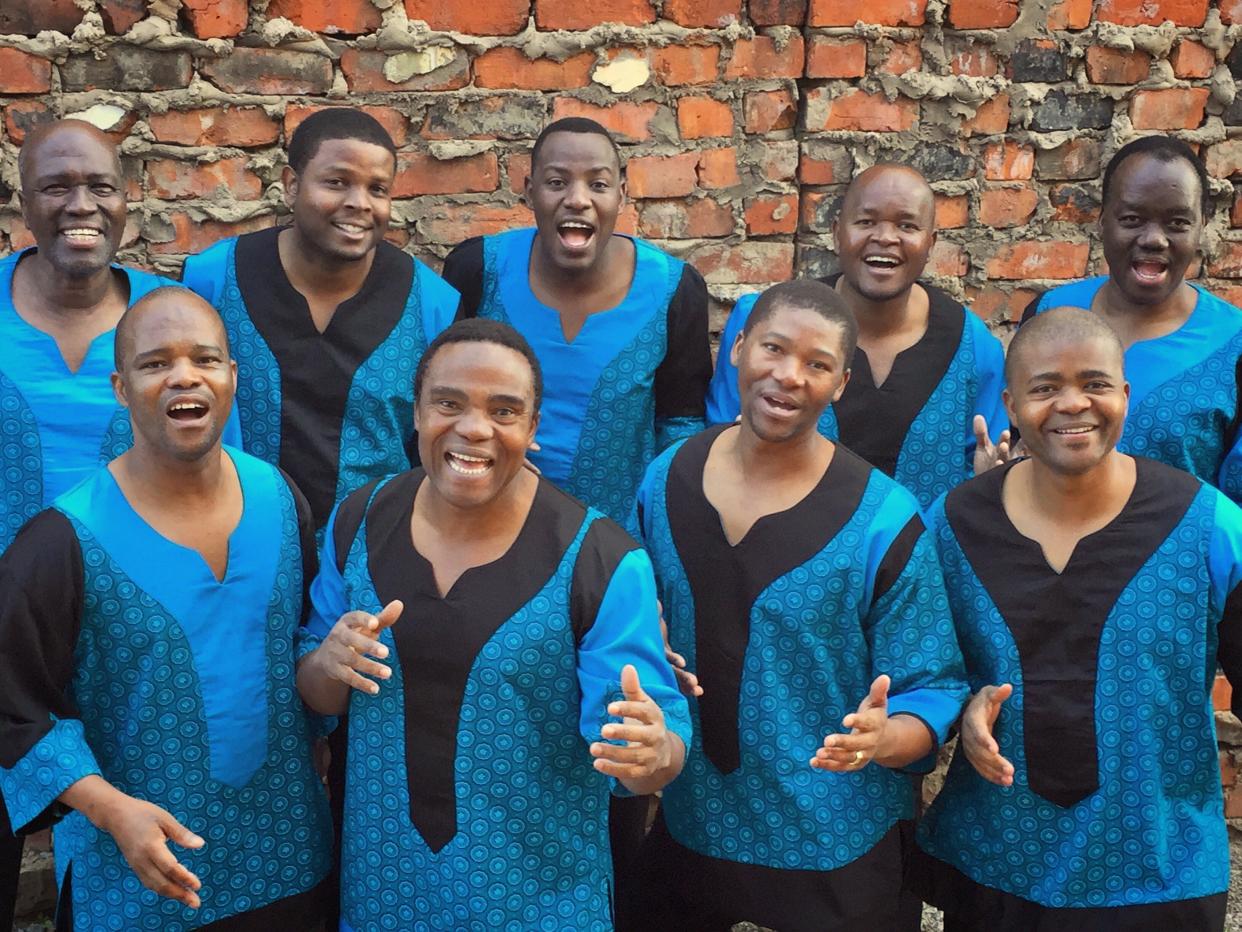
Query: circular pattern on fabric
0 373 43 550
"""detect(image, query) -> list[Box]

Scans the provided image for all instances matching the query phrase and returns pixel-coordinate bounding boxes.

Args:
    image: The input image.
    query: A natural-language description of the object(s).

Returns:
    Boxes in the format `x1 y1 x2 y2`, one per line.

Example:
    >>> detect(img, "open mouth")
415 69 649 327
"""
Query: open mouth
760 393 799 416
1130 258 1168 286
445 451 493 476
61 228 102 247
862 255 901 270
557 220 595 251
166 400 209 422
1052 425 1095 436
332 221 369 240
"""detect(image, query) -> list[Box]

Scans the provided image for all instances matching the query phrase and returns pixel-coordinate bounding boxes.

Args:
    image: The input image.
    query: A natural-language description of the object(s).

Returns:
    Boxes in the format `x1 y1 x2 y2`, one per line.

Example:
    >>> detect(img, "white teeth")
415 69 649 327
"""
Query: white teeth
63 228 100 239
864 256 898 266
447 452 491 475
335 223 365 233
1055 426 1093 434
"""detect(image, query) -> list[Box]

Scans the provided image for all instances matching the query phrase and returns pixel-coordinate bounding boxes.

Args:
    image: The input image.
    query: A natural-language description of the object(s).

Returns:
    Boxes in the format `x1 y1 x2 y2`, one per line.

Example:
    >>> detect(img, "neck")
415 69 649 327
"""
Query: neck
530 233 608 290
1021 451 1132 525
115 439 225 505
23 251 117 317
281 226 375 296
417 469 537 542
1098 278 1194 325
730 419 827 481
837 276 920 338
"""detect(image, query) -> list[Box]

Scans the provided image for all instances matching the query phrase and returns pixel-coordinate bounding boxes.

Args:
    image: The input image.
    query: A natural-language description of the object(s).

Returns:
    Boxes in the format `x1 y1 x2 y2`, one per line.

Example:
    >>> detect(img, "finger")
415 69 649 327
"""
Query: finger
342 629 390 660
665 647 688 669
140 861 201 910
345 655 392 681
820 732 877 754
971 413 989 448
600 722 660 744
339 667 385 696
861 674 890 711
147 841 202 893
994 440 1010 465
988 683 1014 710
841 707 885 733
620 664 648 703
591 741 655 764
159 812 204 851
593 758 649 780
373 600 403 631
674 667 703 697
607 700 659 723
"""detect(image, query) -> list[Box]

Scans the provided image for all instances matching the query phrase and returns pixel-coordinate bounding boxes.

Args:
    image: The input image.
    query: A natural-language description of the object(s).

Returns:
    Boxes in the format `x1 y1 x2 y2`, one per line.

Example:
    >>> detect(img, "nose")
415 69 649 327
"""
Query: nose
342 182 371 212
870 221 899 244
454 406 494 442
166 356 203 387
65 183 95 214
1137 221 1168 250
1053 385 1090 414
563 179 591 210
772 353 805 388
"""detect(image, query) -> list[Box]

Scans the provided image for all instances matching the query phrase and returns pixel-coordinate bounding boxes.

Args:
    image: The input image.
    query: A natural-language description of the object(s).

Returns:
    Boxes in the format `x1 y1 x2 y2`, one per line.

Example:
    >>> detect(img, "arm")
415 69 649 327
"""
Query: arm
1217 355 1242 505
654 264 711 450
969 322 1011 476
704 292 755 425
1210 493 1242 709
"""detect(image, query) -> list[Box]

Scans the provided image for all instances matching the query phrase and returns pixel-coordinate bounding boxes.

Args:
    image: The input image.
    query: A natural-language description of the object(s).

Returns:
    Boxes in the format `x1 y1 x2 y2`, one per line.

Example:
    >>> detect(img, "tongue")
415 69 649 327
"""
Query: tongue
560 227 591 248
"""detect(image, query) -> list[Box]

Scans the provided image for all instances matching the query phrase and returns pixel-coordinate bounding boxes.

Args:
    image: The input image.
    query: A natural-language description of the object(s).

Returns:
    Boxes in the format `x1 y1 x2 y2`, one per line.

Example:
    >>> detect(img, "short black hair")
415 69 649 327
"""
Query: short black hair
414 318 543 411
114 286 230 371
286 108 398 175
742 280 859 366
529 117 622 174
1006 305 1124 384
1102 135 1211 219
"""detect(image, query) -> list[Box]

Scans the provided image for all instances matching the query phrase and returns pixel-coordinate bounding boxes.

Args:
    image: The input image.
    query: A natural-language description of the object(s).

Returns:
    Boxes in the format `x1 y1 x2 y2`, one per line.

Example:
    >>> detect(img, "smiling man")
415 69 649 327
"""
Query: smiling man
1023 136 1242 502
709 164 1007 508
911 306 1242 932
295 318 690 930
441 117 712 526
631 281 967 931
0 288 333 931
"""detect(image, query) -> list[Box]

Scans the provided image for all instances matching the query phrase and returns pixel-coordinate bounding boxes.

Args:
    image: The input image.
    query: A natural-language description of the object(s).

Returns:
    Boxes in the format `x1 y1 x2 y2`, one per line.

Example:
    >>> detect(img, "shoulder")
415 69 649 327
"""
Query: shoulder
1190 285 1242 337
182 234 239 271
444 235 486 267
579 509 641 563
0 250 26 276
122 265 178 303
1035 275 1108 312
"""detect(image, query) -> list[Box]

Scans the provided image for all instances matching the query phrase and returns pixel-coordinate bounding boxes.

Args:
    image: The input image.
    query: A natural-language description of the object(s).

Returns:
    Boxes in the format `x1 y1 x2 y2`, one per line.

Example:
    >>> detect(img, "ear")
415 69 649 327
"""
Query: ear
528 409 541 445
618 174 628 207
728 330 745 367
111 370 129 408
281 165 298 210
413 399 421 434
1002 387 1017 427
832 367 851 403
521 171 532 210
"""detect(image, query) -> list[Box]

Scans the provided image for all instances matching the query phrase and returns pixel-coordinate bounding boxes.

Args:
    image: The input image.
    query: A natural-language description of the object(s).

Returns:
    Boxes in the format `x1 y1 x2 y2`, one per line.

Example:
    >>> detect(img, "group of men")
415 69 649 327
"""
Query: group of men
0 106 1240 932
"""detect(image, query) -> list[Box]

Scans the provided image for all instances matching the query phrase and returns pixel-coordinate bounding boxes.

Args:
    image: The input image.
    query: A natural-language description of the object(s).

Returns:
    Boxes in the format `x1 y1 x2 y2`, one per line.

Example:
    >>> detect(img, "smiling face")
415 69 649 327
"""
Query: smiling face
833 165 936 303
525 130 625 274
732 304 851 444
112 292 237 463
20 122 126 278
283 137 394 264
415 340 540 511
1004 333 1129 477
1101 154 1203 307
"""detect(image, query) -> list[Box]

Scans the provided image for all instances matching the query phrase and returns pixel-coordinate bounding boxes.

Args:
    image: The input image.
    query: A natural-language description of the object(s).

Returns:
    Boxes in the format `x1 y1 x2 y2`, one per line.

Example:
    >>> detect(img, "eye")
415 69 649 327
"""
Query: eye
323 178 344 188
90 183 117 197
197 354 221 365
435 399 459 412
139 359 165 370
370 184 389 197
761 342 783 354
42 184 69 196
809 360 830 372
545 177 566 190
590 180 610 192
900 222 920 232
1168 218 1192 231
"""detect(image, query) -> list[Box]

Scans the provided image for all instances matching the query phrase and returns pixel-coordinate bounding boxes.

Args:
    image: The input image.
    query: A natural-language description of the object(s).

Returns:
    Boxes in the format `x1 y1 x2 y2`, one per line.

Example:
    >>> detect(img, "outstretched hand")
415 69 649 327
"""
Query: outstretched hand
319 600 403 696
972 414 1012 476
660 605 702 698
961 683 1014 786
101 795 205 909
590 665 678 789
811 675 891 771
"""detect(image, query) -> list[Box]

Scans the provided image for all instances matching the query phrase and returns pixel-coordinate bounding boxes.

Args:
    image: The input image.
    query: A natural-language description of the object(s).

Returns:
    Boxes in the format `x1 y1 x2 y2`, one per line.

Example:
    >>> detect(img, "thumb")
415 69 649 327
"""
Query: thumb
971 414 989 448
988 683 1013 717
861 674 890 711
620 664 646 702
160 810 204 850
375 599 403 631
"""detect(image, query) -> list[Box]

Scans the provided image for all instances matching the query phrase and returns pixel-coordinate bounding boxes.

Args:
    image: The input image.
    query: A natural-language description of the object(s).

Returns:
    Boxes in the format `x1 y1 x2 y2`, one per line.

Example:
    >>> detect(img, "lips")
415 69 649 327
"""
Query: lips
332 220 370 241
165 396 210 424
556 219 595 252
1051 424 1096 437
862 254 901 269
60 227 103 248
445 450 493 476
757 391 800 419
1130 258 1168 286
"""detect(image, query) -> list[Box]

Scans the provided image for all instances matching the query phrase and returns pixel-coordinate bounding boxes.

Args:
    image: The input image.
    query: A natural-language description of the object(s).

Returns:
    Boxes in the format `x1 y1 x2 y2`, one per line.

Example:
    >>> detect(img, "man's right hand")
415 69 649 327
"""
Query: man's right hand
97 794 205 909
317 600 403 696
660 610 702 698
960 683 1015 786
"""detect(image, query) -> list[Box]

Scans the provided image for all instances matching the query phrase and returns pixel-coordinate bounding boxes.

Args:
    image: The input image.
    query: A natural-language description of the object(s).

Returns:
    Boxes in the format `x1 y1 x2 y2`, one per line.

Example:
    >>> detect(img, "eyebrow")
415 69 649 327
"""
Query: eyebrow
759 329 841 363
538 162 616 174
1026 368 1115 382
131 342 225 361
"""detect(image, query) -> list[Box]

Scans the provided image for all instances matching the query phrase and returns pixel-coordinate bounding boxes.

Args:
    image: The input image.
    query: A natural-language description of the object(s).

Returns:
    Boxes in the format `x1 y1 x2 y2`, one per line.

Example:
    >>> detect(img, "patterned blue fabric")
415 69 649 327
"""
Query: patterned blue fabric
708 291 1007 508
0 250 174 552
476 228 689 524
0 450 332 929
918 483 1242 908
635 441 968 870
1034 278 1242 502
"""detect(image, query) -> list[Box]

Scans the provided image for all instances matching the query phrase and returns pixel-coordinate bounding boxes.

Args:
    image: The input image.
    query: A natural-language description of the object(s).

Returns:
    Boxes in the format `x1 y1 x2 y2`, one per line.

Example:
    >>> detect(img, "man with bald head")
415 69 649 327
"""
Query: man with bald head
0 118 179 928
0 287 332 930
911 306 1242 930
709 163 1007 508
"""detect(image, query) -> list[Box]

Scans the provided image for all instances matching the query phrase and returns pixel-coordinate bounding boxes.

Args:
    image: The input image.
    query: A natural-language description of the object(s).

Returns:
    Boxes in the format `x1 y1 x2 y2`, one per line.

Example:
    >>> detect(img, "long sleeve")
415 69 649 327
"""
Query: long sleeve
1210 493 1242 713
654 264 711 450
705 292 755 425
0 510 97 834
440 236 486 319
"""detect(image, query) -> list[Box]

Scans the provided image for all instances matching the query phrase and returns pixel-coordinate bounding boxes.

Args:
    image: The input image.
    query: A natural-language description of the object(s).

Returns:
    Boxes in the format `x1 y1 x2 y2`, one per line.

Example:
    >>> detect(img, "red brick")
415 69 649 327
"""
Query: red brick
201 48 333 95
551 99 660 142
964 94 1009 136
99 0 147 34
147 158 263 201
947 0 1017 27
935 195 969 230
1216 673 1234 712
950 46 998 76
418 204 533 243
627 152 700 198
1216 284 1242 306
1036 138 1101 180
149 106 280 148
340 49 468 93
266 0 382 32
0 48 50 94
678 97 734 139
474 48 593 90
1049 184 1099 223
2 100 53 145
984 142 1034 180
928 242 968 278
639 198 735 238
284 105 408 147
0 0 84 34
1085 46 1150 84
404 0 530 34
798 143 851 185
392 152 499 197
1223 0 1242 23
1097 0 1207 25
508 152 531 193
809 0 926 25
744 89 797 134
183 0 247 38
986 241 1089 280
725 35 805 79
1130 87 1210 130
651 45 720 85
757 140 799 181
744 193 799 235
534 0 655 28
1226 786 1242 819
663 0 742 26
617 204 640 236
698 147 740 188
690 242 795 284
967 286 1038 323
1209 242 1242 278
1046 0 1092 28
149 212 275 255
799 190 834 232
750 0 809 24
1171 40 1215 79
980 187 1038 228
1207 141 1242 179
805 37 867 79
878 40 922 75
806 88 918 132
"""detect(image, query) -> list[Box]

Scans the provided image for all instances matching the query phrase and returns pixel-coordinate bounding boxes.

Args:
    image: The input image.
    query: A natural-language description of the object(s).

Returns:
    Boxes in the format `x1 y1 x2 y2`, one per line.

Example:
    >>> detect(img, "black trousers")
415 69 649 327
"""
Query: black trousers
0 789 23 931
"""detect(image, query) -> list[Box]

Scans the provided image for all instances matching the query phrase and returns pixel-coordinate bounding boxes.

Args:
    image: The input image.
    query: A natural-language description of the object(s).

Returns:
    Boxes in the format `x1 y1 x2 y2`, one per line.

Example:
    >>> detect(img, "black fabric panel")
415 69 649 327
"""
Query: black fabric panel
873 514 925 604
440 235 486 319
277 468 318 627
0 509 85 769
819 274 964 477
1219 578 1242 720
1018 291 1045 325
234 227 414 529
910 846 1227 932
654 263 711 421
332 477 383 575
945 458 1200 807
667 425 872 774
366 473 585 852
570 516 640 644
1228 353 1242 466
0 832 20 929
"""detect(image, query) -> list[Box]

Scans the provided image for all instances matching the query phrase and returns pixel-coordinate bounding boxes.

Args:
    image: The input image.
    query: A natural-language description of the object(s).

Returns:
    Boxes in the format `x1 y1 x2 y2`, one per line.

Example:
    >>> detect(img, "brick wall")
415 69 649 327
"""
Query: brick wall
0 0 1239 333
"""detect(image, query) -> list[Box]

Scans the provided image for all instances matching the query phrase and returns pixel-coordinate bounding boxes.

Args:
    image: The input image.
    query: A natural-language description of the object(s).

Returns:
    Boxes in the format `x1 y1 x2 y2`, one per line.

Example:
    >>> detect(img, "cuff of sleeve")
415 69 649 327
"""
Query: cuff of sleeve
1 719 101 834
888 711 939 775
295 629 325 666
655 416 705 451
887 688 966 769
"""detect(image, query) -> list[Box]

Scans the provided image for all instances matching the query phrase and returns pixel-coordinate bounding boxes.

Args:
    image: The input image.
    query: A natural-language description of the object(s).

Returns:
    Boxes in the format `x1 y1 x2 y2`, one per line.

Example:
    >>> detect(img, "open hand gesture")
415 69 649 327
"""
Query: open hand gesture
591 665 675 785
660 606 702 698
972 414 1012 475
812 675 891 771
102 795 205 909
319 599 403 696
961 683 1014 786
